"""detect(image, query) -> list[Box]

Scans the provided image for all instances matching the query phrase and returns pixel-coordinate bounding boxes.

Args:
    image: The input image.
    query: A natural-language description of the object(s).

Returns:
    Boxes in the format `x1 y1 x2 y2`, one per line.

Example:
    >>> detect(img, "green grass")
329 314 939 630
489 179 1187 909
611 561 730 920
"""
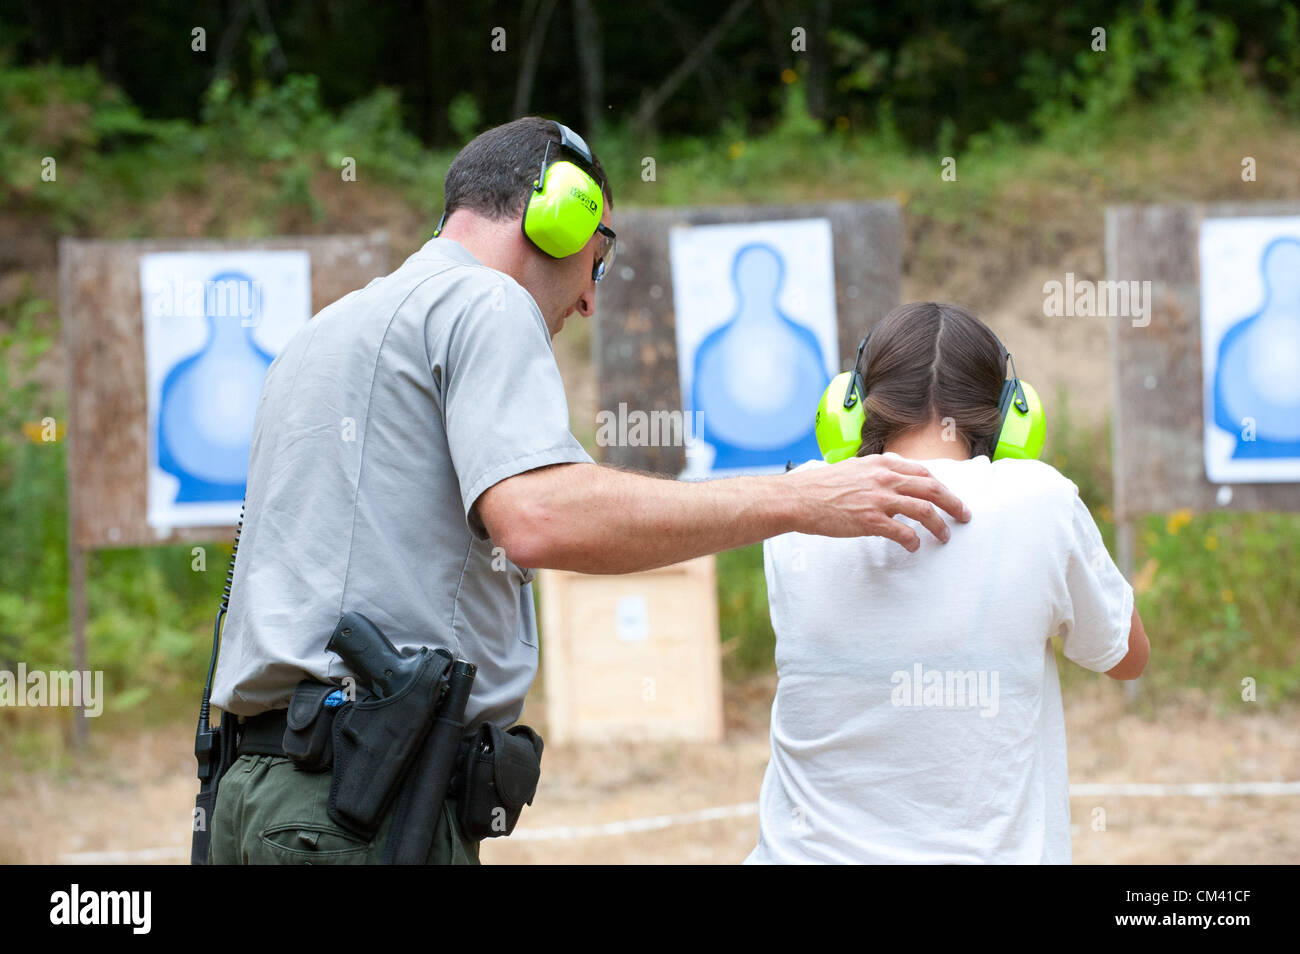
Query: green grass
717 543 776 680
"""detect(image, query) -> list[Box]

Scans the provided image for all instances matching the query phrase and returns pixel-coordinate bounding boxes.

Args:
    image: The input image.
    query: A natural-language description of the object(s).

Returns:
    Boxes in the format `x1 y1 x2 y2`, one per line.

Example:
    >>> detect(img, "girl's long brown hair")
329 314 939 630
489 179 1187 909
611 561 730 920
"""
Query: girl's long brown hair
856 302 1008 459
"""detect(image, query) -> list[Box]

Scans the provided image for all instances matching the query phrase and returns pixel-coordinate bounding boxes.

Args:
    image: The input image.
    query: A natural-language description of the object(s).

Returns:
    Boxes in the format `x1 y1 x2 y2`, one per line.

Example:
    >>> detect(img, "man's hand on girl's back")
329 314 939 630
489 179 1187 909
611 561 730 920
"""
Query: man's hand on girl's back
788 454 972 551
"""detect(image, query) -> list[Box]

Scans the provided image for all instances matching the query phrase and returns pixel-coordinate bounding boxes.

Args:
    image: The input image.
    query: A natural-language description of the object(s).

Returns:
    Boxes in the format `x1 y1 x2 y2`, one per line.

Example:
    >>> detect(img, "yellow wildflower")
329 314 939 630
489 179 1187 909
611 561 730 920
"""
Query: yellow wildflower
1165 508 1193 535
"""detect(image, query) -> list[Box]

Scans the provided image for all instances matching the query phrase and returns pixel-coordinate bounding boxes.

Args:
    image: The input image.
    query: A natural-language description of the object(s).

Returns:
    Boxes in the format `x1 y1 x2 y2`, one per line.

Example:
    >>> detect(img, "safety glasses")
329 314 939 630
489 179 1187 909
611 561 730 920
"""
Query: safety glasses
593 223 617 284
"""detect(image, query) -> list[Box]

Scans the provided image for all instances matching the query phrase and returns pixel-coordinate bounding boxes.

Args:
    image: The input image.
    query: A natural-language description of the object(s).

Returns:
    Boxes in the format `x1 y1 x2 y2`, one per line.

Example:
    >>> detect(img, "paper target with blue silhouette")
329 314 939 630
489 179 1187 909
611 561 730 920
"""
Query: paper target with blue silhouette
140 250 311 528
1199 217 1300 483
669 219 838 478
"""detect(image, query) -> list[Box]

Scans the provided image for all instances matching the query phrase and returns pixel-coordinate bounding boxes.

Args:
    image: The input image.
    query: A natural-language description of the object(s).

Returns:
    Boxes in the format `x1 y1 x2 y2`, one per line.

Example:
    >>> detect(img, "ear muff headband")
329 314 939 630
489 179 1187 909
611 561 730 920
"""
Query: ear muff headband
813 325 1046 463
521 121 604 259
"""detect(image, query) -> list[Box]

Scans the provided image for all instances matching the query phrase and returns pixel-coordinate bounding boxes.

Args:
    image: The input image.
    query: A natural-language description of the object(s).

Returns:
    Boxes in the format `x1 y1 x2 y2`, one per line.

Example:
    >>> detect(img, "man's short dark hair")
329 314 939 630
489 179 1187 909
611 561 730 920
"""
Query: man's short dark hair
442 116 613 223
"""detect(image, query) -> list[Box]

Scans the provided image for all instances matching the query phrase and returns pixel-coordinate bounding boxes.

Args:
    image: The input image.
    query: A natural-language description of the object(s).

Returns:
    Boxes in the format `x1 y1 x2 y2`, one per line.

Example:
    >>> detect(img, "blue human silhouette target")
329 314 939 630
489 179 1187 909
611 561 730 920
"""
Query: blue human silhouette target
141 251 311 527
670 220 839 477
1200 218 1300 483
158 271 274 501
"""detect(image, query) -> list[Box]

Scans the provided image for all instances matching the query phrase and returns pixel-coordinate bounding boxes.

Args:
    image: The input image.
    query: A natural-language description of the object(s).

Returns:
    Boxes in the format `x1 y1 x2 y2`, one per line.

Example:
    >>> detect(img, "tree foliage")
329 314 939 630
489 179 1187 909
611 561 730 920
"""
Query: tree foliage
1 0 1296 148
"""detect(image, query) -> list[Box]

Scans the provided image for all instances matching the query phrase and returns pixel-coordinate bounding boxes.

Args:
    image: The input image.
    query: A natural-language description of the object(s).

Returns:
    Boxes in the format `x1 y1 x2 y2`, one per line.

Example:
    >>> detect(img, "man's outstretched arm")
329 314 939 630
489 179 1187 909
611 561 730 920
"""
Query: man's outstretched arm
476 455 972 575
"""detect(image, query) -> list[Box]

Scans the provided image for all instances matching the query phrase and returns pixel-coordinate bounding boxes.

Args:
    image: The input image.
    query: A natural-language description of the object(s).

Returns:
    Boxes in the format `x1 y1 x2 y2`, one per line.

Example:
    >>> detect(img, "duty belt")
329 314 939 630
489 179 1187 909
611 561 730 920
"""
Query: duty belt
236 702 472 770
237 708 293 758
197 611 543 862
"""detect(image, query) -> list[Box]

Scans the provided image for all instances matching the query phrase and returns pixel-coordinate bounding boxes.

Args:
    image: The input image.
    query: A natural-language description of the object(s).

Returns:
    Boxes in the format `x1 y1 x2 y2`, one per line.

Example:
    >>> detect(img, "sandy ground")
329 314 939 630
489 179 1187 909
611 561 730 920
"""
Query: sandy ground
1 677 1296 865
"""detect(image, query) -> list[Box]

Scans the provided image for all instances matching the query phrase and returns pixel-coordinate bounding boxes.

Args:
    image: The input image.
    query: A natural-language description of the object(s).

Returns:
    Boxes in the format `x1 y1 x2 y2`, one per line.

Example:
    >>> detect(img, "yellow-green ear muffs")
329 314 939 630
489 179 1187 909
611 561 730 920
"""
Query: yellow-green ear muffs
522 157 603 258
815 370 867 463
812 340 1047 463
992 378 1046 460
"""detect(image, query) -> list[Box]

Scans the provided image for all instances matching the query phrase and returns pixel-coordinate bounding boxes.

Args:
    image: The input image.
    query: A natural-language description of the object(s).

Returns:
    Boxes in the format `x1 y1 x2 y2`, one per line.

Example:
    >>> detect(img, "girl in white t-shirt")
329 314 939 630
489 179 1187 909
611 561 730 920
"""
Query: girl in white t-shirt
747 302 1149 865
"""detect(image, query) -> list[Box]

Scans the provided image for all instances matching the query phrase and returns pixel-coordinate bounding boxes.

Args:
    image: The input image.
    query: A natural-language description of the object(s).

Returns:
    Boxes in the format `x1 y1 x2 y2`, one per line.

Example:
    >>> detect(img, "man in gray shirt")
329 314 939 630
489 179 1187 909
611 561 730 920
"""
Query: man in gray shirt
207 117 969 865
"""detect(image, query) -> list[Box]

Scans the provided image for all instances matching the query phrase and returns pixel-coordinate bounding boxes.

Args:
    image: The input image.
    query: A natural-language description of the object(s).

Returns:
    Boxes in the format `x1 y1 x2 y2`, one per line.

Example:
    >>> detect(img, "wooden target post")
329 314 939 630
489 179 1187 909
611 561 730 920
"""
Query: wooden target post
1105 202 1300 697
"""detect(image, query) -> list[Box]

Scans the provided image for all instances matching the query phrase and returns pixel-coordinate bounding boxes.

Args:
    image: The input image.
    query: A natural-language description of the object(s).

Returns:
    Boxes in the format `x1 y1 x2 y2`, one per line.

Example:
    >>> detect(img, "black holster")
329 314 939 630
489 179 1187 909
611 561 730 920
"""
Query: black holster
326 648 452 840
278 644 544 859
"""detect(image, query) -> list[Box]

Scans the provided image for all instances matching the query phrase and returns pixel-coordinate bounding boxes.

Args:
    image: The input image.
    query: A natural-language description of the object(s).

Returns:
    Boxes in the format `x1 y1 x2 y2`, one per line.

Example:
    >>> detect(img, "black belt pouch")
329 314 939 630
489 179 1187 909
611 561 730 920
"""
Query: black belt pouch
327 649 452 840
282 680 339 772
458 723 543 839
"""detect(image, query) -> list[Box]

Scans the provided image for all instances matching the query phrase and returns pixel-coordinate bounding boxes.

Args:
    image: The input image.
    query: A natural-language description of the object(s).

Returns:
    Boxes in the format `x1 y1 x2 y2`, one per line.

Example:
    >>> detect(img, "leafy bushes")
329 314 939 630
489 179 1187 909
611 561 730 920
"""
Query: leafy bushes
0 62 446 233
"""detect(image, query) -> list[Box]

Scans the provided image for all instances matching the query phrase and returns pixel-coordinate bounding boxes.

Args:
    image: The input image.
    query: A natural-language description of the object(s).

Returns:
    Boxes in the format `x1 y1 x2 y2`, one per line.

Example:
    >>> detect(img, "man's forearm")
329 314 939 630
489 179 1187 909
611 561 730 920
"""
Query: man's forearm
509 463 798 573
478 455 968 572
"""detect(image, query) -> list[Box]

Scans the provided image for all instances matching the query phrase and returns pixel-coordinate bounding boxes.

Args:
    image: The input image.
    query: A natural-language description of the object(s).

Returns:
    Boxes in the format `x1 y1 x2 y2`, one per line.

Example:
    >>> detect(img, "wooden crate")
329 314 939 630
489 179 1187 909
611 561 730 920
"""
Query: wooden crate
538 556 724 745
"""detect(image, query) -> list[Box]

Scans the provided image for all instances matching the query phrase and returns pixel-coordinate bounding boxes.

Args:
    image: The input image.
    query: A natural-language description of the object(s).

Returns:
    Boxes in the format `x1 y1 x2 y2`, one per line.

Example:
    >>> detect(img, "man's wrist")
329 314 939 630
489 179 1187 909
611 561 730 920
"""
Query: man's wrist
753 471 805 539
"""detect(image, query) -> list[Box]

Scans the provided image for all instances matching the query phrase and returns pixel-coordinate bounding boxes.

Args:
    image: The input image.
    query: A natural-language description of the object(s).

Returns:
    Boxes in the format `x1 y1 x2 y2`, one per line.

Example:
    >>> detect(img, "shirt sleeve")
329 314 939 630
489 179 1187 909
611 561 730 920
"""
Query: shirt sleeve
1052 483 1135 673
442 281 594 540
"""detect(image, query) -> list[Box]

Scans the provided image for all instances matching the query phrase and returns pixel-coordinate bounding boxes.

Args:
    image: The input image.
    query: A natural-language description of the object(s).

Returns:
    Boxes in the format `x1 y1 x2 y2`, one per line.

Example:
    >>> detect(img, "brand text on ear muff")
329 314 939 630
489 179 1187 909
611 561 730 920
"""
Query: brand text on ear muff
568 185 598 213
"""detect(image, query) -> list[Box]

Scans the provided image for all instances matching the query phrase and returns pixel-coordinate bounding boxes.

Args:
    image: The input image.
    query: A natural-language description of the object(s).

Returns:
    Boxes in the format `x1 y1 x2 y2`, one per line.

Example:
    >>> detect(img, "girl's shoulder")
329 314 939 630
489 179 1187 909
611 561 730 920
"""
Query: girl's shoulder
985 456 1077 493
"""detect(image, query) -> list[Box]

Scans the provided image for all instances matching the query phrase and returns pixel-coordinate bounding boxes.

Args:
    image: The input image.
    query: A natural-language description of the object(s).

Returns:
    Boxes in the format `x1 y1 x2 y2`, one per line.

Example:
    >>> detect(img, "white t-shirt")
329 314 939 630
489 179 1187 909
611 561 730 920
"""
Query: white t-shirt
746 454 1134 865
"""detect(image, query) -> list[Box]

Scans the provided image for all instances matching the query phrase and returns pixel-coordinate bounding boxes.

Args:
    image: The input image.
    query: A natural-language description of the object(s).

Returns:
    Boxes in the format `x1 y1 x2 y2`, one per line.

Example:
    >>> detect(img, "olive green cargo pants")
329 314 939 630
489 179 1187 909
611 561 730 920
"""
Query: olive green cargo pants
208 754 480 865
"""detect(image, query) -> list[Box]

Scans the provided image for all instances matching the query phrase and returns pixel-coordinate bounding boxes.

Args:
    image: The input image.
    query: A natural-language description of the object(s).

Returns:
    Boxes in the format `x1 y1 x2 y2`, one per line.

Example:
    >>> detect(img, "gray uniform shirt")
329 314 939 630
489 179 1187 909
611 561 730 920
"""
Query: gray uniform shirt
210 237 593 727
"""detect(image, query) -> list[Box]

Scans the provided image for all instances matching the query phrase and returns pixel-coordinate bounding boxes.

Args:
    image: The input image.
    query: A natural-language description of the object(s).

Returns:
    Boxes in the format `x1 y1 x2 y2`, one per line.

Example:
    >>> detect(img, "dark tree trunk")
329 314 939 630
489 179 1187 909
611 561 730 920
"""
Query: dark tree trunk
632 0 752 137
572 0 604 135
806 0 831 119
513 0 558 118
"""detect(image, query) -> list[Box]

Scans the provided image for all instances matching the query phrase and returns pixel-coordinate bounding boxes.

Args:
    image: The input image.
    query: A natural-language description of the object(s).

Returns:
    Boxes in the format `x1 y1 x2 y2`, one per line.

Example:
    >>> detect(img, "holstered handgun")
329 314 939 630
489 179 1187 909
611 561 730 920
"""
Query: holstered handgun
323 612 452 839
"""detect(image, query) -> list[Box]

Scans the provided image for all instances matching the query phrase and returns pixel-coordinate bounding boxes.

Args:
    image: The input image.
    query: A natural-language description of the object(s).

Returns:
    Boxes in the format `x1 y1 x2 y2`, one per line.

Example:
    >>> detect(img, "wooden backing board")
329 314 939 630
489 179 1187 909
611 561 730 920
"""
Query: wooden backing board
58 233 390 550
538 556 724 745
1105 202 1300 520
591 201 901 474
